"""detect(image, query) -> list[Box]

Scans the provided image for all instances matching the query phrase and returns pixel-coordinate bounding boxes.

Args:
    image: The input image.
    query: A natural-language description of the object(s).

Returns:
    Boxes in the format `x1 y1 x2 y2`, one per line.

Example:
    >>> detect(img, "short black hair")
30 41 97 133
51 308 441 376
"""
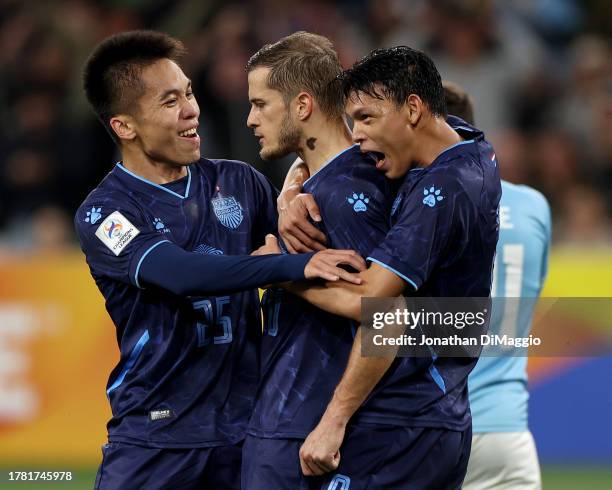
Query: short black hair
340 46 446 116
246 31 345 121
83 30 186 143
442 80 475 124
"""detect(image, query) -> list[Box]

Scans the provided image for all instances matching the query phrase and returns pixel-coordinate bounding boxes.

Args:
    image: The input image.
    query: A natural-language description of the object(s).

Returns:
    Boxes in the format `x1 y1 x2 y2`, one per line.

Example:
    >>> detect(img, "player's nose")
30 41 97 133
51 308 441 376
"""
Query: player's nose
246 107 258 128
182 96 200 120
352 125 366 144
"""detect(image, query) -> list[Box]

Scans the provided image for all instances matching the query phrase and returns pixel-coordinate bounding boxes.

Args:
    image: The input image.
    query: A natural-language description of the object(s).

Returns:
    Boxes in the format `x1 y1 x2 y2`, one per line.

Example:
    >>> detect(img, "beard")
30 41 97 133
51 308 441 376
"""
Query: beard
260 111 301 160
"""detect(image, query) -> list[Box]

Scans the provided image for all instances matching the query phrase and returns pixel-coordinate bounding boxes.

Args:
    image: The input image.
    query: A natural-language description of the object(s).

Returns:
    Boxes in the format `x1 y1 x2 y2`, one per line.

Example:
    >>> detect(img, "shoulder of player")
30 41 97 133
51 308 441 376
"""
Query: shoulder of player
198 157 256 173
502 180 548 203
197 157 267 183
74 185 146 234
501 181 550 219
311 150 387 193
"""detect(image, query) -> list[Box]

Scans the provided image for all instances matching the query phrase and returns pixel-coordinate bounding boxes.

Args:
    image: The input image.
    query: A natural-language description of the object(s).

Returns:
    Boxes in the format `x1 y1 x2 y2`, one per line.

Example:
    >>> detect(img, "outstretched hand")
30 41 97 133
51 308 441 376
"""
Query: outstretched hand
305 248 365 284
252 234 365 285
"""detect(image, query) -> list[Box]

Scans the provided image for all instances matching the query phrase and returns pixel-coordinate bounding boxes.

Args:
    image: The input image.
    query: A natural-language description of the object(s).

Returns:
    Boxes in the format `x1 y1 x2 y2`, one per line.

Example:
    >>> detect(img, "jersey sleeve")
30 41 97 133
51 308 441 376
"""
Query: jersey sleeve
313 164 391 256
246 165 279 247
367 171 472 290
74 199 170 288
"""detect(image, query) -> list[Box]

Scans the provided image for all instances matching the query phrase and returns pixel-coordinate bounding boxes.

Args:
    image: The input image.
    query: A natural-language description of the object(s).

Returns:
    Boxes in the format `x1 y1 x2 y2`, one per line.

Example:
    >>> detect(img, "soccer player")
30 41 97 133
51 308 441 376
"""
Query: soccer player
443 81 551 490
75 30 365 489
241 32 393 488
264 47 501 488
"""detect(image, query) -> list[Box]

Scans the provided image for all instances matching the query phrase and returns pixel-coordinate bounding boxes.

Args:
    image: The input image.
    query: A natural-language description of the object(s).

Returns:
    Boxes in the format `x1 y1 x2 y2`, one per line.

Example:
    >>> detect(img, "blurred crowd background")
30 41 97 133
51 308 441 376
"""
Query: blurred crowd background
0 0 610 252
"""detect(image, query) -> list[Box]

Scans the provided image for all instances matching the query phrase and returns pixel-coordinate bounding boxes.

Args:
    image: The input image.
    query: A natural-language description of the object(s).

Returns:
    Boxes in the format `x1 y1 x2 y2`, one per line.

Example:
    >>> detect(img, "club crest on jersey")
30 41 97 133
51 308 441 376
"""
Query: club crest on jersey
95 210 140 256
211 195 243 229
194 243 224 255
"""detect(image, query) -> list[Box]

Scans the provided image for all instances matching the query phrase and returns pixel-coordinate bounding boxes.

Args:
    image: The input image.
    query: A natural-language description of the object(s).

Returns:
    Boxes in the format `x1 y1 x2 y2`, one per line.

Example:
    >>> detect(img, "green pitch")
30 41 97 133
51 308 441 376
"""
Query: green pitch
1 466 611 489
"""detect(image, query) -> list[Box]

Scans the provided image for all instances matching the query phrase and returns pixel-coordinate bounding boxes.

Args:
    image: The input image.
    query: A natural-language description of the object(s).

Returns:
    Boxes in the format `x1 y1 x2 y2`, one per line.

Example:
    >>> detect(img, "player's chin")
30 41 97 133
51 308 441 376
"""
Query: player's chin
385 164 409 180
178 148 200 164
260 146 283 161
188 148 201 162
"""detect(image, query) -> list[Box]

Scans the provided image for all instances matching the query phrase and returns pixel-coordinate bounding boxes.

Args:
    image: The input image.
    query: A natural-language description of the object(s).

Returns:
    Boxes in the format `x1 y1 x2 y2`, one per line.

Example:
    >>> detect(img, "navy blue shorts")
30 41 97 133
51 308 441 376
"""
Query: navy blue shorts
242 424 471 490
242 435 323 490
94 441 242 489
318 423 472 490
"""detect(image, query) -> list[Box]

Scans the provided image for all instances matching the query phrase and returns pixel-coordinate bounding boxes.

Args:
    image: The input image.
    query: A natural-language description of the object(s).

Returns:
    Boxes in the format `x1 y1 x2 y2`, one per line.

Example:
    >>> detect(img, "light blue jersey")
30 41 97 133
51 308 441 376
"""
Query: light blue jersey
468 181 551 433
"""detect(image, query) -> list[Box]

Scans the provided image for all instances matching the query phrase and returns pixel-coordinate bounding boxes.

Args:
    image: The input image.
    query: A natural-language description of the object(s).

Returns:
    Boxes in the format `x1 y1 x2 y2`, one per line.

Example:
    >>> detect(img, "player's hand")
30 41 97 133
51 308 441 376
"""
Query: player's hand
251 234 282 255
305 249 365 284
299 417 346 476
278 191 328 253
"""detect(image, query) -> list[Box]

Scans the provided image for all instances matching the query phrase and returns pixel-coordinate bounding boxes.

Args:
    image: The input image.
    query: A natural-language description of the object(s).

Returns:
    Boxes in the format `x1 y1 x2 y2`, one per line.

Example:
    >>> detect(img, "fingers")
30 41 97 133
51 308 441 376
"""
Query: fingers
280 232 301 254
295 220 327 248
332 250 367 272
304 250 366 283
288 225 326 253
303 194 322 222
264 234 279 250
299 451 339 476
300 457 318 476
335 269 363 285
278 193 328 253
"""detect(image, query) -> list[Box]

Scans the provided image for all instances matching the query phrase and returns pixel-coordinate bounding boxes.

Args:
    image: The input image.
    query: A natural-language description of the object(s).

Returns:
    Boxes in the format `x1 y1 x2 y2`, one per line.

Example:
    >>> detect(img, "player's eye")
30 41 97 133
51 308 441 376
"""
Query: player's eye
186 91 194 99
165 98 178 107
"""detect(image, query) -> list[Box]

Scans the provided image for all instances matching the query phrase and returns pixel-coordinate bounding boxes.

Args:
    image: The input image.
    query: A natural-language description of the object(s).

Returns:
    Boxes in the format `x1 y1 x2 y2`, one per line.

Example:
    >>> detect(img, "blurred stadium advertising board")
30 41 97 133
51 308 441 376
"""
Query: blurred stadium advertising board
0 248 610 466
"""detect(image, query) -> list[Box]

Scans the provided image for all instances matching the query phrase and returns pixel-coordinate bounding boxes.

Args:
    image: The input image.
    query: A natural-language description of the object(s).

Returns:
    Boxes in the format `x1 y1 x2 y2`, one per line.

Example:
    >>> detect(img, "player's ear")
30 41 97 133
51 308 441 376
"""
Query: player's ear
296 92 314 121
110 115 137 141
405 94 423 126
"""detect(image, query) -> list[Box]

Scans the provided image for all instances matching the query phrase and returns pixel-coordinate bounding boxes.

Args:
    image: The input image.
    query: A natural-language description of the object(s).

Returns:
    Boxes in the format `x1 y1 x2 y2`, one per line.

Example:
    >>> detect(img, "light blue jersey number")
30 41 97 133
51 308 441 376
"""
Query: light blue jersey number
193 296 232 345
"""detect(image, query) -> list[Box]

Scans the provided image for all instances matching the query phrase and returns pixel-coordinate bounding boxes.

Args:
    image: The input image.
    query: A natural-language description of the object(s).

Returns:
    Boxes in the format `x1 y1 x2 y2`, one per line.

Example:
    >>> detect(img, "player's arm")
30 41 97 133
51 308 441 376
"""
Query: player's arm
278 158 327 253
138 241 365 296
300 325 398 475
288 263 406 321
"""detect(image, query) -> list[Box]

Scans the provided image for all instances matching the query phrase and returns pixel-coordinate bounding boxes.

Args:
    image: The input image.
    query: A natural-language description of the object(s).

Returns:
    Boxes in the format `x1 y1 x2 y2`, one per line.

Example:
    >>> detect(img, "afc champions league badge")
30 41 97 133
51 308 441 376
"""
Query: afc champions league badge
211 194 243 229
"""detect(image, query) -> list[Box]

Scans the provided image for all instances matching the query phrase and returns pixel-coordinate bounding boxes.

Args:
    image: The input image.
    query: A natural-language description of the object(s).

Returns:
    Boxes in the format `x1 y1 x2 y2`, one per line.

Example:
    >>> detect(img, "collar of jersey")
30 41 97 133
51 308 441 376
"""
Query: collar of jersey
302 144 358 187
433 139 475 163
115 162 192 199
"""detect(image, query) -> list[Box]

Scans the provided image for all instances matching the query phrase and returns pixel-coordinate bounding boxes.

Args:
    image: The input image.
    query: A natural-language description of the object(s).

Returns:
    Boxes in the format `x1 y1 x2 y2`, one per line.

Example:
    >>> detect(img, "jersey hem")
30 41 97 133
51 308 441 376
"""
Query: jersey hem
108 433 245 449
352 414 471 431
246 428 310 439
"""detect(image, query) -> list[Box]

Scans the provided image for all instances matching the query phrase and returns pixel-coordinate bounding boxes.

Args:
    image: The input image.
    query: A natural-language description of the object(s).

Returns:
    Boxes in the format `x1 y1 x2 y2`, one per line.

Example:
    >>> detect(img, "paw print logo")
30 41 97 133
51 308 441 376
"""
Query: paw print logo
85 206 102 224
153 217 169 233
347 193 369 213
423 186 444 207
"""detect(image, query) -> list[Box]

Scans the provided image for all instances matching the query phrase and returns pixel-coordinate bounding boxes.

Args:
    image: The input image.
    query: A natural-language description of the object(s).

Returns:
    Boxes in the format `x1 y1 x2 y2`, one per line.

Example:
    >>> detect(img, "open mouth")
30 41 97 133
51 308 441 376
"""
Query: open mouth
368 151 386 170
178 127 199 139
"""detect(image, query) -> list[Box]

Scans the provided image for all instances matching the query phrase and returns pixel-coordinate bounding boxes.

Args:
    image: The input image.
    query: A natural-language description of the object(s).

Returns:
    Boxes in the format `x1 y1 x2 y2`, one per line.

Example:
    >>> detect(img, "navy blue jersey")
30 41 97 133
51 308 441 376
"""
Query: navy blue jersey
248 145 393 438
74 158 277 448
361 117 501 430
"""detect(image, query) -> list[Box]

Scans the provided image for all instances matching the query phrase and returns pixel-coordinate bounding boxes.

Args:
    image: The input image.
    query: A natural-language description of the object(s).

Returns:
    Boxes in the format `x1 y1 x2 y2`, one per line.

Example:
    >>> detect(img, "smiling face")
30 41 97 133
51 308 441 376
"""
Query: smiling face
123 59 201 166
346 90 415 179
247 67 301 160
